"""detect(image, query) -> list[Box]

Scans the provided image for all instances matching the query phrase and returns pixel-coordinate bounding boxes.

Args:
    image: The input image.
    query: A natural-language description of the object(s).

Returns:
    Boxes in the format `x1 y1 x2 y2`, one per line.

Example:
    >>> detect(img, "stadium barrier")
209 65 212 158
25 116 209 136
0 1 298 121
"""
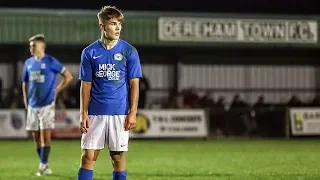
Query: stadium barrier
287 108 320 138
131 109 208 138
208 106 287 138
207 106 320 138
3 107 319 139
0 109 209 139
0 110 28 139
52 109 209 139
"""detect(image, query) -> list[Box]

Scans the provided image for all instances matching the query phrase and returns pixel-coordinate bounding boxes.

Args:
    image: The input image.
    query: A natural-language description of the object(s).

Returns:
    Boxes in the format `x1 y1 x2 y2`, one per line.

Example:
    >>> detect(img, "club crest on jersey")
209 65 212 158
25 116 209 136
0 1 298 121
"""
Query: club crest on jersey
41 63 46 69
114 53 123 61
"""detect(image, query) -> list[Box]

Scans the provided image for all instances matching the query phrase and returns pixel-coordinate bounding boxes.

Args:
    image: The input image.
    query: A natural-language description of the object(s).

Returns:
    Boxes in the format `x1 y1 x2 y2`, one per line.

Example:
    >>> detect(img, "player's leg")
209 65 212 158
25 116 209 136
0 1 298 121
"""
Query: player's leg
37 102 55 176
32 131 41 160
107 115 129 180
110 151 127 180
26 106 43 172
77 115 108 180
77 149 100 180
40 129 52 165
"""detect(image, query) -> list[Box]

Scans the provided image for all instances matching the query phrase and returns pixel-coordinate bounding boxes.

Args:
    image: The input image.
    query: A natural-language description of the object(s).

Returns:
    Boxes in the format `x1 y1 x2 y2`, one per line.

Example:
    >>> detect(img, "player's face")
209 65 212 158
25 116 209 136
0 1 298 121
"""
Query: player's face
100 18 122 41
29 41 45 55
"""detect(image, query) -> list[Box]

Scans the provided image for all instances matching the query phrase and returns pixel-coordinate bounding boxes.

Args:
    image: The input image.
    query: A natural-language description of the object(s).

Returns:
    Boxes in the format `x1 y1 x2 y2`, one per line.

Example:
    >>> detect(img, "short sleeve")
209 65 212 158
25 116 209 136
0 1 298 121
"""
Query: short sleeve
51 57 66 74
22 62 29 83
79 49 92 82
127 47 143 80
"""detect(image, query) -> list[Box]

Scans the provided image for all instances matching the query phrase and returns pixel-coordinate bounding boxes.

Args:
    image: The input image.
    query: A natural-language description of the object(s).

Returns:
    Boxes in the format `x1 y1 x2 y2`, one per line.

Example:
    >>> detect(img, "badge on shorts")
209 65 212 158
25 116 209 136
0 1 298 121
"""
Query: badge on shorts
114 53 123 61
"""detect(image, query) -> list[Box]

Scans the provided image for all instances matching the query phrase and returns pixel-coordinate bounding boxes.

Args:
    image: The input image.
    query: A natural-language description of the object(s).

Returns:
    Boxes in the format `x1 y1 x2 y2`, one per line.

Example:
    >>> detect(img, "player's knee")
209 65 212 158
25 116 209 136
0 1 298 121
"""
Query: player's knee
32 131 40 139
32 131 41 146
110 151 124 164
81 150 98 165
81 153 94 164
42 129 51 146
43 137 51 146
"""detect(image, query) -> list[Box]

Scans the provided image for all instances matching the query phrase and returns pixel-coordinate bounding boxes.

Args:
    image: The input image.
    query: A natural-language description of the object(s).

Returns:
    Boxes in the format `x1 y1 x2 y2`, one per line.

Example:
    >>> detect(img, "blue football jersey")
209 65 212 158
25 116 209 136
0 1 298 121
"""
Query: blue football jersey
22 54 65 108
79 39 143 115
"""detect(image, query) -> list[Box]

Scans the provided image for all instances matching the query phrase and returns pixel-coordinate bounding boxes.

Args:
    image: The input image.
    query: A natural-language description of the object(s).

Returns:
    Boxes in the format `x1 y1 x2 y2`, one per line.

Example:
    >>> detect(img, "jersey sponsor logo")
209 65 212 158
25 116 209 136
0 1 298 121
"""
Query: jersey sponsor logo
114 53 123 61
41 63 46 69
95 63 120 80
29 71 45 83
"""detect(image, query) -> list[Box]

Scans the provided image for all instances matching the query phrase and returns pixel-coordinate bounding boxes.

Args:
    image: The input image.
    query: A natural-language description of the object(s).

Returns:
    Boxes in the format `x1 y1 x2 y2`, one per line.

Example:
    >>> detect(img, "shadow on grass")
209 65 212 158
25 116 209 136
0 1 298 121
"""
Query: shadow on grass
48 172 232 180
11 172 317 180
129 172 233 177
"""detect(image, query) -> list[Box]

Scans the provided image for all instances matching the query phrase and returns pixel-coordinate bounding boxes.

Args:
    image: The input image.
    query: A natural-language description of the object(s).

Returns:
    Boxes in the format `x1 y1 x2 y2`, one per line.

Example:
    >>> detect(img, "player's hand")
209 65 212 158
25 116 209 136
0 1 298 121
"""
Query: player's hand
124 112 136 131
80 112 90 134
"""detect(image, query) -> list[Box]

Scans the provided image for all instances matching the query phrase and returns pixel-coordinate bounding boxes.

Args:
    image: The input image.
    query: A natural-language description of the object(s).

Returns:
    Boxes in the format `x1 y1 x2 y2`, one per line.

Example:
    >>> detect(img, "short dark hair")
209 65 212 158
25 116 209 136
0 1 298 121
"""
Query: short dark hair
29 34 46 43
97 6 124 24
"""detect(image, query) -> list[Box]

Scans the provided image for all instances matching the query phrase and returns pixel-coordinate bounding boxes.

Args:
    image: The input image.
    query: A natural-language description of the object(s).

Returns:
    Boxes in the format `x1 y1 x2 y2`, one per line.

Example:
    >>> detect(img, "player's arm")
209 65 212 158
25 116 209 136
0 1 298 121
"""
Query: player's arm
80 81 91 114
22 83 28 109
127 47 143 113
50 58 73 96
21 62 29 109
79 49 92 133
79 80 91 133
129 78 139 114
55 70 73 95
125 46 143 130
79 49 93 114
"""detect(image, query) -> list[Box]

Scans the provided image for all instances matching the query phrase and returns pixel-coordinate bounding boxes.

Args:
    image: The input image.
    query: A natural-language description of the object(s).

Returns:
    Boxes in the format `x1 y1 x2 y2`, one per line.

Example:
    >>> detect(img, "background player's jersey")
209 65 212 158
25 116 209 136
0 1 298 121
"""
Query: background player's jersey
22 54 65 108
79 39 143 115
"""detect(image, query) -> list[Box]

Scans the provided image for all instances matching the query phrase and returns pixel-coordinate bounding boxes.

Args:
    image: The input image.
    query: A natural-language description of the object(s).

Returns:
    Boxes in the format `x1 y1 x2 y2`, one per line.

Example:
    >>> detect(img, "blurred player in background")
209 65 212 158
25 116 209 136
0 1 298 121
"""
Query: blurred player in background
77 6 142 180
22 34 73 176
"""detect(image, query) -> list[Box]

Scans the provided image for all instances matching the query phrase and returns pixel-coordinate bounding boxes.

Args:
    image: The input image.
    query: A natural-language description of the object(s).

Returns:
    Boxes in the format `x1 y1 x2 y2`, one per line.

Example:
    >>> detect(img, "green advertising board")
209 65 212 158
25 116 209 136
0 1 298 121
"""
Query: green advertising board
0 8 319 48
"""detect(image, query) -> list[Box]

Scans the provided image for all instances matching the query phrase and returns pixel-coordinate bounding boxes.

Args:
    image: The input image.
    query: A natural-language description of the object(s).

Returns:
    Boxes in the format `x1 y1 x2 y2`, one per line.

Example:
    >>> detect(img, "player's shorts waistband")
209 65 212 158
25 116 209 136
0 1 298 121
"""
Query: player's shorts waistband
88 104 128 115
29 101 55 109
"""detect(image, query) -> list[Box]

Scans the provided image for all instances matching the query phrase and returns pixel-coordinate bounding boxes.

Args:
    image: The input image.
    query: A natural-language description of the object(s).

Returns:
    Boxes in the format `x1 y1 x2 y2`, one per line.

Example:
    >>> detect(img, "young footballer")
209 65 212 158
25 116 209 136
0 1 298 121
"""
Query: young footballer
77 6 142 180
22 34 73 176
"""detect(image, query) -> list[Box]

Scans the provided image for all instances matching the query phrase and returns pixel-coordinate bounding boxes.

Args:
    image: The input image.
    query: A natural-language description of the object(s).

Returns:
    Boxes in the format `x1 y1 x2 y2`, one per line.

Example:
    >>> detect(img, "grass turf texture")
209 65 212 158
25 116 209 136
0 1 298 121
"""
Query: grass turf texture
0 139 319 180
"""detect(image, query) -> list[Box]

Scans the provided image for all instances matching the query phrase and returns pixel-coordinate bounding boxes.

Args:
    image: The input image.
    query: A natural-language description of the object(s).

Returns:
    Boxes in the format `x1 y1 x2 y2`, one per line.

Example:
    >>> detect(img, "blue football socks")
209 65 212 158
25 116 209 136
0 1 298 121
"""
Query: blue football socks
36 147 41 160
41 146 51 164
112 171 127 180
77 168 93 180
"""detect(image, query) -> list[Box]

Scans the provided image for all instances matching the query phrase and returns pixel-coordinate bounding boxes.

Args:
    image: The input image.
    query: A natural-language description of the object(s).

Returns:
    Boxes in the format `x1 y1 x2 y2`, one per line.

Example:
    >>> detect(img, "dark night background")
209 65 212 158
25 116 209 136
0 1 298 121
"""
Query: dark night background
1 0 320 164
0 0 318 15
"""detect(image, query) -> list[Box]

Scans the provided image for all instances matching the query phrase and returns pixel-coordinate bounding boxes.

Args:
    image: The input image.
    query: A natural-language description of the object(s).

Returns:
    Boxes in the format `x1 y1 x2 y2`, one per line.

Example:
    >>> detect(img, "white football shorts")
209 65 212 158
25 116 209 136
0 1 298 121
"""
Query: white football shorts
81 115 129 152
26 102 55 131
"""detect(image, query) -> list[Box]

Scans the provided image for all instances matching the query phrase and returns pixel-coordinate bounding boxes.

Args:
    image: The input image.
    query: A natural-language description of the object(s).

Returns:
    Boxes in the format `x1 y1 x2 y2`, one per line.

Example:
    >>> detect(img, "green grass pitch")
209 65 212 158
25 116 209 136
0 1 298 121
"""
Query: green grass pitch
0 139 319 180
